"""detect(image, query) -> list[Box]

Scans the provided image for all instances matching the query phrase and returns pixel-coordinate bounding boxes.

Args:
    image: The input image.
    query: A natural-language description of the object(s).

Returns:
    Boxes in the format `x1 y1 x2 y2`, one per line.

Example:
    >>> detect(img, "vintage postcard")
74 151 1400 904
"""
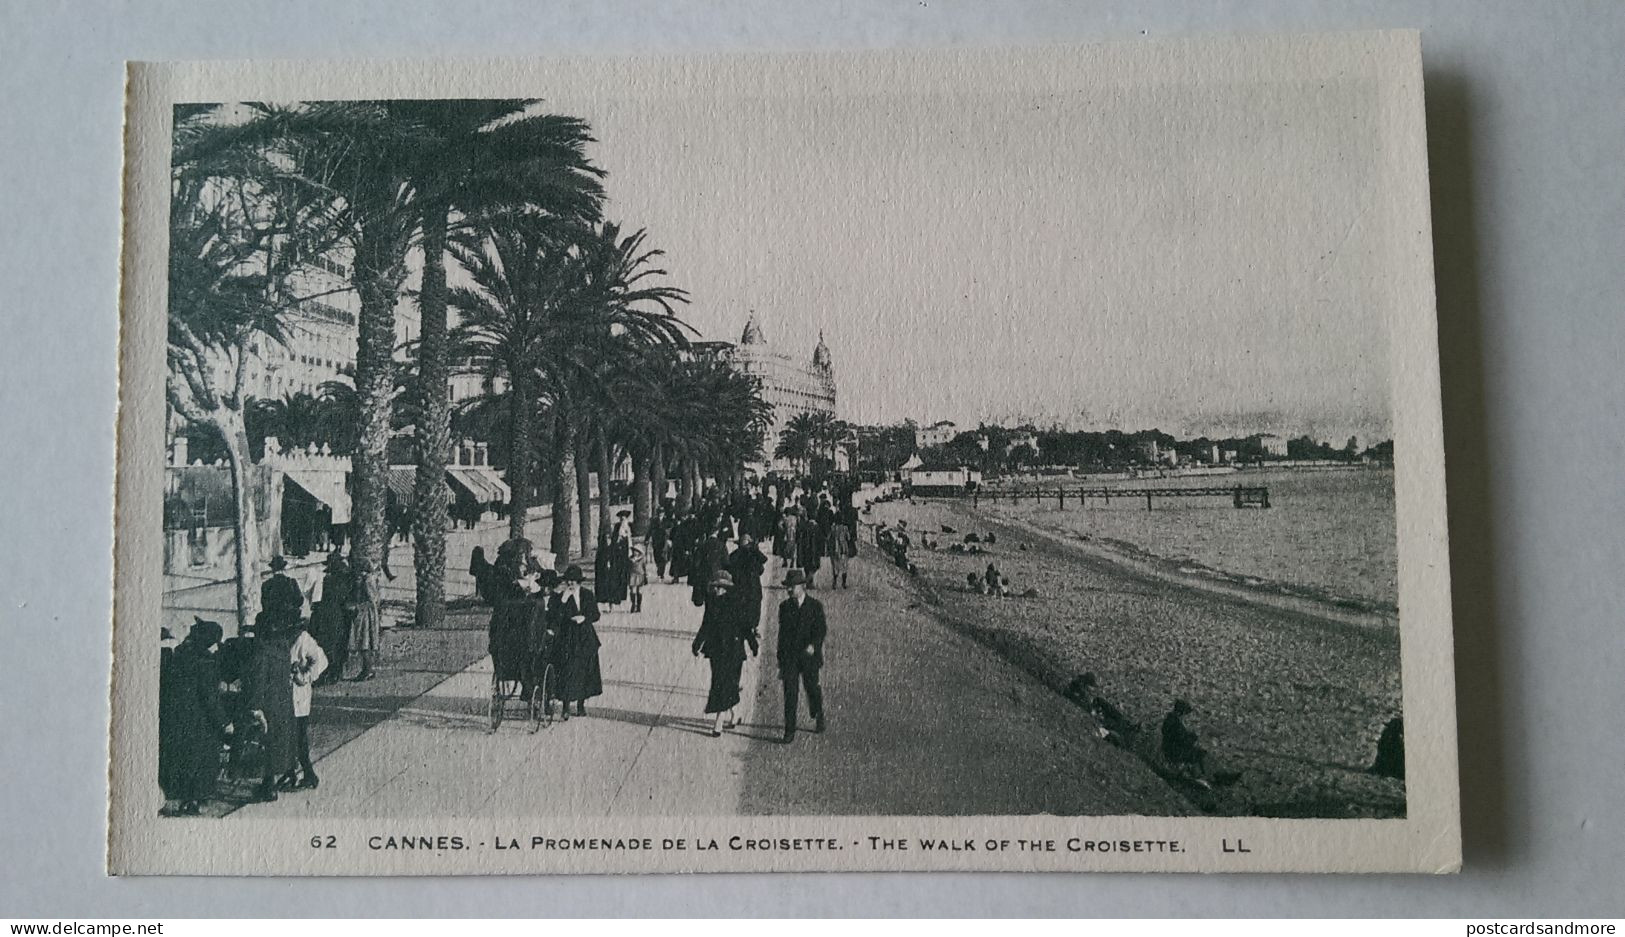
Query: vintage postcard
111 31 1460 874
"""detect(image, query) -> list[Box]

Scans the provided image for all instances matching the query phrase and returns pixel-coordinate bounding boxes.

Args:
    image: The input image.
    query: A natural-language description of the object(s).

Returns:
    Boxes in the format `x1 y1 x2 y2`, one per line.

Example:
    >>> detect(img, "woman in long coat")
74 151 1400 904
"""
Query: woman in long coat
668 514 693 581
241 618 299 803
158 619 231 814
308 553 352 685
796 513 823 585
488 541 540 698
690 571 758 736
346 570 381 681
727 533 768 629
548 566 603 718
597 512 633 607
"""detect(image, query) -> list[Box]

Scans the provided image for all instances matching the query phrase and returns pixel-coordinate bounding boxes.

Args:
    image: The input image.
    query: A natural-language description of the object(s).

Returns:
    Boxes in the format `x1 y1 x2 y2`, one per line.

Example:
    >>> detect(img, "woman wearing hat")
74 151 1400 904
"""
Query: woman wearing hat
690 570 758 737
345 567 381 681
309 552 353 685
593 510 631 609
547 566 603 719
158 619 233 814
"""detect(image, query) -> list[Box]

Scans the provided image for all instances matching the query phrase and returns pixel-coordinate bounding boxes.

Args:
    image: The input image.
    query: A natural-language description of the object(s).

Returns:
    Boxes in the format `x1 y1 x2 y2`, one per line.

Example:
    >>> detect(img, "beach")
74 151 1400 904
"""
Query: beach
864 494 1406 818
982 467 1398 615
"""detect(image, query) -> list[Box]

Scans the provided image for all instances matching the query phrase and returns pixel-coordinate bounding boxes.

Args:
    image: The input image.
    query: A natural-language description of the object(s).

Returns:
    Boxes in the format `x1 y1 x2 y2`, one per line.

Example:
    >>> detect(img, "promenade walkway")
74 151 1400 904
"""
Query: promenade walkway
234 544 1186 819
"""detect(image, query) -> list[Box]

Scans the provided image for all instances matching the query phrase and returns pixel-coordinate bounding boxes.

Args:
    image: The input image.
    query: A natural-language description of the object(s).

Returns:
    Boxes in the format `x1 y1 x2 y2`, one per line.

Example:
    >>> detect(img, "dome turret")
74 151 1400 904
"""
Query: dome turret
812 330 832 369
740 312 766 346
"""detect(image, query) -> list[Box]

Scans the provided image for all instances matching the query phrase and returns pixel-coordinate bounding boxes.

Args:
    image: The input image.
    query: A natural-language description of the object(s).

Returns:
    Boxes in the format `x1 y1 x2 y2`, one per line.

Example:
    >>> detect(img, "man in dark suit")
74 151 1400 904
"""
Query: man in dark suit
776 568 827 743
260 555 304 629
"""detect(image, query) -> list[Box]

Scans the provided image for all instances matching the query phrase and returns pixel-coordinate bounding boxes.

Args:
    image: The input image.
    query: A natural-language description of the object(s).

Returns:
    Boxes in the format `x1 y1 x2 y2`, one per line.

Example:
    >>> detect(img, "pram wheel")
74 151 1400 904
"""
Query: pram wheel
488 672 503 733
530 663 556 733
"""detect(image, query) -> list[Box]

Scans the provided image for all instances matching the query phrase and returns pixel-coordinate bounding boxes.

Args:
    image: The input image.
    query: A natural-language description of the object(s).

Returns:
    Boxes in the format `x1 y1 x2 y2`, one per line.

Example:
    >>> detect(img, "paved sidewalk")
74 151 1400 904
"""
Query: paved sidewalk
235 572 763 819
233 542 1189 818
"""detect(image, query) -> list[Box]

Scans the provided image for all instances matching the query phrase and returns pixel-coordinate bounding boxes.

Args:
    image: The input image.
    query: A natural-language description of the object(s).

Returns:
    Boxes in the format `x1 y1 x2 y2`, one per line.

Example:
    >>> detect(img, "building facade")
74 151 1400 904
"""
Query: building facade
723 312 839 473
917 420 958 450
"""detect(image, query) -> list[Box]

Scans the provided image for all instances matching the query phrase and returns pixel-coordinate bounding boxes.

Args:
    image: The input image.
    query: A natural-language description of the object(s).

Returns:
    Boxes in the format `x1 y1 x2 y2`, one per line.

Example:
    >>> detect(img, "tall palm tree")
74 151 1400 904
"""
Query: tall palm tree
559 222 691 542
387 101 603 629
776 412 821 476
215 102 430 593
167 108 350 630
448 215 579 542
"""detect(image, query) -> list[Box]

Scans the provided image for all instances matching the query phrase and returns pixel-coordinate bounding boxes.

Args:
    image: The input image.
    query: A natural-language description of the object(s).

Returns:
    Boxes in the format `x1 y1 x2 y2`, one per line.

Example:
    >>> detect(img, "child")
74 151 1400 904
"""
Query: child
628 539 649 613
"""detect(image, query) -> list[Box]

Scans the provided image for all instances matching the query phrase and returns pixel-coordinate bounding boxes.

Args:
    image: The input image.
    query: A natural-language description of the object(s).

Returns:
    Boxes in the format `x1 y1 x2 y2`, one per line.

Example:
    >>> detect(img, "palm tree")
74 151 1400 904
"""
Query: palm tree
567 222 692 539
208 102 428 594
448 215 579 542
166 109 349 630
387 101 603 629
775 412 821 476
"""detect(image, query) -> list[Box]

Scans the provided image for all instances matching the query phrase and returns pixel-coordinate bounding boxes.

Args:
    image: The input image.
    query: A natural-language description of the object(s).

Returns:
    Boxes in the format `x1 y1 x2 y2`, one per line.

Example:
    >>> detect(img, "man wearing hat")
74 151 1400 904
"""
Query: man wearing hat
547 565 603 718
260 555 304 629
776 568 827 743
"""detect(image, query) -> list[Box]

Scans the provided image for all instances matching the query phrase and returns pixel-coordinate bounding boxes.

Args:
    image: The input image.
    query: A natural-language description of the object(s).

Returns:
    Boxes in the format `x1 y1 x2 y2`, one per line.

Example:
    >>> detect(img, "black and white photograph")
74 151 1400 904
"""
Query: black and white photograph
110 33 1460 874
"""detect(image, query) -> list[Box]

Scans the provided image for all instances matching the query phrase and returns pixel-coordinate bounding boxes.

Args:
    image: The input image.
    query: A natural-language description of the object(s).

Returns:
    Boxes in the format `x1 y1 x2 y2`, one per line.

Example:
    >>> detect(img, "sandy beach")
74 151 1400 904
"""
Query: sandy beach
982 467 1398 614
864 497 1406 818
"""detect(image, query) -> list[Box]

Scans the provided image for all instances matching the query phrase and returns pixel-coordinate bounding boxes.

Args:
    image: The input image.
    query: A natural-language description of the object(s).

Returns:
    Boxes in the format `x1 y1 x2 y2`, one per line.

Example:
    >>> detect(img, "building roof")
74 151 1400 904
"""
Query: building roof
812 329 831 368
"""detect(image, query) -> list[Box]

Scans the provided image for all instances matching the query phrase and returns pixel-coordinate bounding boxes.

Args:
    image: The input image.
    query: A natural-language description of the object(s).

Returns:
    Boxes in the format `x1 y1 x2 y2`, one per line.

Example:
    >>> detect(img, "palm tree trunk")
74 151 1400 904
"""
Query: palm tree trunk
506 372 534 542
218 408 261 634
550 415 576 563
630 447 653 538
411 201 451 628
676 449 694 512
574 423 594 549
349 224 406 593
652 440 667 506
595 433 614 535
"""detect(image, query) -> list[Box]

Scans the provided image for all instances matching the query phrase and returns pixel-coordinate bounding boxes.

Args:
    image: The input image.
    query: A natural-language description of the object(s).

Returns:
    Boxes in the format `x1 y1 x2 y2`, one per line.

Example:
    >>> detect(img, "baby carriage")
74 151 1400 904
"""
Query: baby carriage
486 597 557 733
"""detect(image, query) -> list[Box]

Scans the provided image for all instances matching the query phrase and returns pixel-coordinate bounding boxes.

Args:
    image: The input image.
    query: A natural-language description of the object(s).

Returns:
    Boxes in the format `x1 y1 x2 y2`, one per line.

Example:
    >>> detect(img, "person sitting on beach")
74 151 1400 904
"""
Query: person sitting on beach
984 563 1008 597
984 532 997 545
1160 699 1207 775
1370 716 1405 780
967 572 983 593
1063 673 1136 746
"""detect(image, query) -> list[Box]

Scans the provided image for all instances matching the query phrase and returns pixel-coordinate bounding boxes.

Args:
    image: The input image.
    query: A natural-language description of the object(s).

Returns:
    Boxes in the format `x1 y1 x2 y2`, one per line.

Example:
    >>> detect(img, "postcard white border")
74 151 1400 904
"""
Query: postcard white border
111 31 1460 875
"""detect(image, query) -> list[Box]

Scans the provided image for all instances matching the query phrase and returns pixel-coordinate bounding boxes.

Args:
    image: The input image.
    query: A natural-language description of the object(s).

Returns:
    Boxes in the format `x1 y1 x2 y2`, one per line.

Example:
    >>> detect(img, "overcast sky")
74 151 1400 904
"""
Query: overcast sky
530 69 1397 445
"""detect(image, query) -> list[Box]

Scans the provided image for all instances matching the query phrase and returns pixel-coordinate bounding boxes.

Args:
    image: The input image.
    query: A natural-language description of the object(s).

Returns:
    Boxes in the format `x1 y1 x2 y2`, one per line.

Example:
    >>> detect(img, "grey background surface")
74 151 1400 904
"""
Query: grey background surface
1 0 1620 918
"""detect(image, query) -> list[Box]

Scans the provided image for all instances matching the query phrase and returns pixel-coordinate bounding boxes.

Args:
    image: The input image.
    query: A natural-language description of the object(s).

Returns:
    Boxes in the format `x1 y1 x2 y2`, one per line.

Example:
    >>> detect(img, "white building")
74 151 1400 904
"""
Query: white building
728 312 839 472
917 420 958 450
1255 433 1290 458
907 465 983 493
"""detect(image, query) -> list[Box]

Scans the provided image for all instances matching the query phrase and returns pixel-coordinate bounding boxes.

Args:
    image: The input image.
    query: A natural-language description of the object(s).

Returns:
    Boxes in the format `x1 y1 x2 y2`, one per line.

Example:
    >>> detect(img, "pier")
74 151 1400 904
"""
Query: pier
956 485 1273 511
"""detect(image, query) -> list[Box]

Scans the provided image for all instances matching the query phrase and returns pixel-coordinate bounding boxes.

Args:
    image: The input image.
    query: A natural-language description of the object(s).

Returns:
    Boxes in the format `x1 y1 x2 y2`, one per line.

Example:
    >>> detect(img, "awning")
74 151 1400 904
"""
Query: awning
385 467 416 500
387 465 456 503
470 466 510 502
445 466 496 503
283 467 352 524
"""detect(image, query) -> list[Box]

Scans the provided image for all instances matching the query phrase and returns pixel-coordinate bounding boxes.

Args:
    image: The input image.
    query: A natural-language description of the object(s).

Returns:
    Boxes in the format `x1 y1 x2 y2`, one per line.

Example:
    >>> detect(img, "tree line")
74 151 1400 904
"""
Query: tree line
166 100 771 632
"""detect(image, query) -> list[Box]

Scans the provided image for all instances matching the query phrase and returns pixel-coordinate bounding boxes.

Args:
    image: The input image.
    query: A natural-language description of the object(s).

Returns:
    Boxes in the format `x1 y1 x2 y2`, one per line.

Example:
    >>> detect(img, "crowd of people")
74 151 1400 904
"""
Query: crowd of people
158 550 384 814
477 478 852 744
157 477 866 816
